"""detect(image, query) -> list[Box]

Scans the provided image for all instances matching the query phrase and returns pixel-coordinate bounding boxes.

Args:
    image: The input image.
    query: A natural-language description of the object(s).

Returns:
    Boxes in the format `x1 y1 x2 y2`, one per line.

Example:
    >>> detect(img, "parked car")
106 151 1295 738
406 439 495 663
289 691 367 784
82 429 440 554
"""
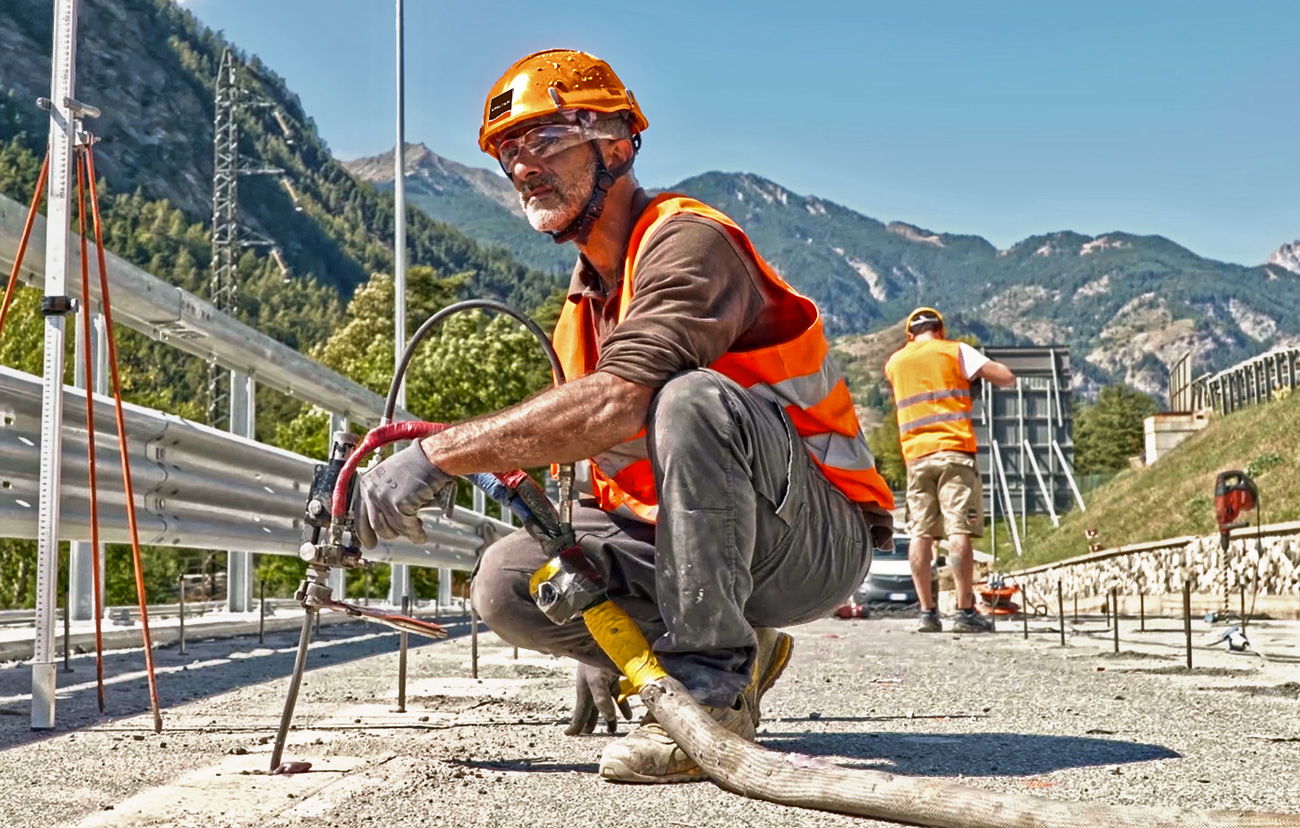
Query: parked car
852 535 940 606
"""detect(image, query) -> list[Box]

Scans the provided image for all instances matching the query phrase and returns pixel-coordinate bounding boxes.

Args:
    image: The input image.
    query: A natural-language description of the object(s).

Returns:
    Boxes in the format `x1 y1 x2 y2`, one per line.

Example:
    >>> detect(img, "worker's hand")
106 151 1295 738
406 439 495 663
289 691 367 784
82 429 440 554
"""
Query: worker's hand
354 442 456 549
565 662 634 736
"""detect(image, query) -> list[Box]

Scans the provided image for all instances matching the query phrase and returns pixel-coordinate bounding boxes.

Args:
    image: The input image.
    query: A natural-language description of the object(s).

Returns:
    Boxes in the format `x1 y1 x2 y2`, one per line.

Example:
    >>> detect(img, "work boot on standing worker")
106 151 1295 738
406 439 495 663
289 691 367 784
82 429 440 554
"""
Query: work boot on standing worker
884 308 1016 633
354 49 894 783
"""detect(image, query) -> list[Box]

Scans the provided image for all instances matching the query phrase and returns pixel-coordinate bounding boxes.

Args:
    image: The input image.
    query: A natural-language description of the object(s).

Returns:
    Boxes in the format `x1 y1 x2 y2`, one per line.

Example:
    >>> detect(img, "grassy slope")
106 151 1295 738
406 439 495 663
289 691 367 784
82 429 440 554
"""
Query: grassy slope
976 392 1300 569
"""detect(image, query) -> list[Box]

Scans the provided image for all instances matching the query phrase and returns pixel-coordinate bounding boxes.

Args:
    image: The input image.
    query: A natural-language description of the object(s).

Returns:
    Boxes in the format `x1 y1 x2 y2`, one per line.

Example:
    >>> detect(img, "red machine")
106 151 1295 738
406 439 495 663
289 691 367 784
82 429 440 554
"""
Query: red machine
1214 470 1258 551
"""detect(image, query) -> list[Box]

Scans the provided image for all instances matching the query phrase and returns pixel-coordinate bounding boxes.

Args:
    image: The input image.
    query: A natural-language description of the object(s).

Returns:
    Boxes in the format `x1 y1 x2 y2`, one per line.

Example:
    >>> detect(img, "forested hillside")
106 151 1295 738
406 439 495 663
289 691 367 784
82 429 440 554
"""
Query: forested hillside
0 0 563 607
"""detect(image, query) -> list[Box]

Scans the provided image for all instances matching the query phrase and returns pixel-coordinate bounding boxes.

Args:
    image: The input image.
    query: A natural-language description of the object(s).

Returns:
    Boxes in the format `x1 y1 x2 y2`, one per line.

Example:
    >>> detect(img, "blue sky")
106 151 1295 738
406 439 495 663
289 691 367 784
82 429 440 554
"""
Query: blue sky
182 0 1300 266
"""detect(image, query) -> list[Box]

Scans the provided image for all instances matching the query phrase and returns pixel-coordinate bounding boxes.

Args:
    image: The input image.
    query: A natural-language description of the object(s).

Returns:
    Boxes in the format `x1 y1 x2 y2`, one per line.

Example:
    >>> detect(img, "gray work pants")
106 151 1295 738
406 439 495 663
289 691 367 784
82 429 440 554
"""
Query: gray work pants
470 369 887 706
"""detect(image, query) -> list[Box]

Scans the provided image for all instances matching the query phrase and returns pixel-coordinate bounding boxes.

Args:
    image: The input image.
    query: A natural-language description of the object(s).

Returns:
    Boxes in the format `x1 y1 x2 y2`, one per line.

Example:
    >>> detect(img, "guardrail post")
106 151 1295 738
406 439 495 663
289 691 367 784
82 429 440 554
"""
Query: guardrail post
1183 581 1193 670
397 595 409 713
178 574 186 656
258 579 266 645
225 374 255 613
1139 589 1145 631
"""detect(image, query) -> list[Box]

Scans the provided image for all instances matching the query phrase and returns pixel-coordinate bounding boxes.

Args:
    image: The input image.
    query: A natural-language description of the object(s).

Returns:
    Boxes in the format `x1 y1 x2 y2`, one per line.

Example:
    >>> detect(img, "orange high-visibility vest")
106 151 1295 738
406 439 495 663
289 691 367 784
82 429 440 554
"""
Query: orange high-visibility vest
884 339 978 463
552 194 895 523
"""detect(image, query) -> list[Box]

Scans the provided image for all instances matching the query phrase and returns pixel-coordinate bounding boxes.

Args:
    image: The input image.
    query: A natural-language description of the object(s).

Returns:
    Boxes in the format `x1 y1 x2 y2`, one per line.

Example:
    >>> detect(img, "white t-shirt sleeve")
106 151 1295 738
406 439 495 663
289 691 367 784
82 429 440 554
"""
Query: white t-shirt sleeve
957 343 990 381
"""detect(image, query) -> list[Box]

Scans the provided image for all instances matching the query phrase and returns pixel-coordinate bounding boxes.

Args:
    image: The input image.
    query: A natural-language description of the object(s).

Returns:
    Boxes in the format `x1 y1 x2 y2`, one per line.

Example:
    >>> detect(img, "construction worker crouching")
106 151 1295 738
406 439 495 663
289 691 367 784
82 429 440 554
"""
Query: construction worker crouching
353 49 895 784
884 308 1016 633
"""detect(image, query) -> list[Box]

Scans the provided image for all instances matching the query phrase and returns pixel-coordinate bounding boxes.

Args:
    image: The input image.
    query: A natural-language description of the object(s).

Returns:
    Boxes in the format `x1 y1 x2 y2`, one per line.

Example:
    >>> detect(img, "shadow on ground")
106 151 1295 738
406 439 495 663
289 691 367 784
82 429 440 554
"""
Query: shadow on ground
757 731 1179 777
0 617 485 752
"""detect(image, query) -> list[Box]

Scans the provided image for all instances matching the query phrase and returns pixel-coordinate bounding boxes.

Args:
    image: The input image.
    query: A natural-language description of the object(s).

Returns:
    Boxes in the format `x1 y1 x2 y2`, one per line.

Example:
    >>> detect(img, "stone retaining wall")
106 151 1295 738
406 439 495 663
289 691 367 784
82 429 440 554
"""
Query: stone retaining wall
1011 527 1300 605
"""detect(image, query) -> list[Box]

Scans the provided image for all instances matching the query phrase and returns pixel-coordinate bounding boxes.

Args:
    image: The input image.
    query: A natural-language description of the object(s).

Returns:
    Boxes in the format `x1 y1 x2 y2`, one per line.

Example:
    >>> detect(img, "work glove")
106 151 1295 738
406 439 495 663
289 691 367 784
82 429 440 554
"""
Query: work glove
354 442 456 549
565 662 634 736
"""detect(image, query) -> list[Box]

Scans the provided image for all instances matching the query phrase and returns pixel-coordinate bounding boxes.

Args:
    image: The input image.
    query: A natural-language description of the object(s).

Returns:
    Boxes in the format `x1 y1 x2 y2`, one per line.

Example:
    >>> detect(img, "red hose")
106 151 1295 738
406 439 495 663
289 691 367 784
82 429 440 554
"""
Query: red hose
329 421 450 518
0 150 49 340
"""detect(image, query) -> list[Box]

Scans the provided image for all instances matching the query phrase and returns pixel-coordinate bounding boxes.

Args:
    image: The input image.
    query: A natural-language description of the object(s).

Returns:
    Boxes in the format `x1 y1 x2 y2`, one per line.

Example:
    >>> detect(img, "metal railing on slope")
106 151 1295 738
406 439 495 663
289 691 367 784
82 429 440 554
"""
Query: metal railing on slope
1193 346 1300 416
0 365 513 566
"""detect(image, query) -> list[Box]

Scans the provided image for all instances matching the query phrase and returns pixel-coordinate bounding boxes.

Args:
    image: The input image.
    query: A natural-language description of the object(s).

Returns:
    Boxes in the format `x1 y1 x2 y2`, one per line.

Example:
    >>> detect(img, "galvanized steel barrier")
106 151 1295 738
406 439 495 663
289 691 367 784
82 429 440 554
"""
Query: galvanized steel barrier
1194 346 1300 415
0 365 513 565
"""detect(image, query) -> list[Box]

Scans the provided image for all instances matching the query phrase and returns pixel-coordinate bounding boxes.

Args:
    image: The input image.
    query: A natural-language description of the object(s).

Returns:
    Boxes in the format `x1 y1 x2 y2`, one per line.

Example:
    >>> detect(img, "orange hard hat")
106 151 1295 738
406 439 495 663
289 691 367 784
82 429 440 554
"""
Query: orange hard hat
905 306 945 340
478 49 648 158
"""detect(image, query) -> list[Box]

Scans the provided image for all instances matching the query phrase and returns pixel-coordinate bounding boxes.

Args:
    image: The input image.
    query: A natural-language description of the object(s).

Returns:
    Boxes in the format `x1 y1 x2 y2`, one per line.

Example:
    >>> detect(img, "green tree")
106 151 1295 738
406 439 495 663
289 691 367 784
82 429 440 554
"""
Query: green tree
1073 384 1158 474
867 406 906 492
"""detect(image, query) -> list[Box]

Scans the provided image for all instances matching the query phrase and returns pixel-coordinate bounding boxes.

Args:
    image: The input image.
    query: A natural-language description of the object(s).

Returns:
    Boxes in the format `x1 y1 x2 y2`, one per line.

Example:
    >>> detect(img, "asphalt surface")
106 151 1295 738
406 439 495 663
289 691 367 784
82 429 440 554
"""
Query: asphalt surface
1 608 1298 827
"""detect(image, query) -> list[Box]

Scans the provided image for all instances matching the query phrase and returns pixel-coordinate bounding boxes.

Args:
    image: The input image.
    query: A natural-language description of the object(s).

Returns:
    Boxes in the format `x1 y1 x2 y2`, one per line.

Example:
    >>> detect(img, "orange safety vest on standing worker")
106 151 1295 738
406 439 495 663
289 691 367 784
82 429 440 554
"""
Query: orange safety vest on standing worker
884 339 978 464
552 194 895 523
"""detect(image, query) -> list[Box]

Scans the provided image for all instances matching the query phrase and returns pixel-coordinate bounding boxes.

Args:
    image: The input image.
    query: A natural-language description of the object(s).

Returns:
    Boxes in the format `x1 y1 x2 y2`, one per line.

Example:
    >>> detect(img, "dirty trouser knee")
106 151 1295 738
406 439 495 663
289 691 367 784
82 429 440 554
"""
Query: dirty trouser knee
471 503 663 674
647 369 877 706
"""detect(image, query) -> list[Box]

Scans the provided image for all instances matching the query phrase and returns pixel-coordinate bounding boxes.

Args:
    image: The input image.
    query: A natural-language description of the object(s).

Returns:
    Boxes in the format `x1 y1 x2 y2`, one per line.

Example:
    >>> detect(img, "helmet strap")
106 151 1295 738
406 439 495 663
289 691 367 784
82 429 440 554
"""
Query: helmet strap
547 141 636 246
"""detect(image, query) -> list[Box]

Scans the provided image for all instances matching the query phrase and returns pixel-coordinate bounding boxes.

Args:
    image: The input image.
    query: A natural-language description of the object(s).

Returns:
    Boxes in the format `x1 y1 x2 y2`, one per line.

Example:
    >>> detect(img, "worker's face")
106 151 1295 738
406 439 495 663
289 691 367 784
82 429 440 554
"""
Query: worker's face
500 120 598 234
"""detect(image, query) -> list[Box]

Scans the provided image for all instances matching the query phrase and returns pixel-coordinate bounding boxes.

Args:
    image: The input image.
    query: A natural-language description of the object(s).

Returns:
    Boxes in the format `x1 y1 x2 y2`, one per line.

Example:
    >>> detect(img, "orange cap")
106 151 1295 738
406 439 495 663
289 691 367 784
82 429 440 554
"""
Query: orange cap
478 49 648 157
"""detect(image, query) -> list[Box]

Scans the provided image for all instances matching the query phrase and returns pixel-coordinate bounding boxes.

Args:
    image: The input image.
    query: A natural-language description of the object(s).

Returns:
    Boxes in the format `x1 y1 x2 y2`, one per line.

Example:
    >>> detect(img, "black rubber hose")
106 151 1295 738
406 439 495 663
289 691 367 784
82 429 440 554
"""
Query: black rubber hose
383 298 565 424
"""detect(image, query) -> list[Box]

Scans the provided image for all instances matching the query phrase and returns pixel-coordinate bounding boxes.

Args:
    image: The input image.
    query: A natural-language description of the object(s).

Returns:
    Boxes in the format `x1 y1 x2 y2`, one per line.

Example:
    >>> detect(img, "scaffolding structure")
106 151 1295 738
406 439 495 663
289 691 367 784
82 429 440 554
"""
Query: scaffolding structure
975 347 1081 559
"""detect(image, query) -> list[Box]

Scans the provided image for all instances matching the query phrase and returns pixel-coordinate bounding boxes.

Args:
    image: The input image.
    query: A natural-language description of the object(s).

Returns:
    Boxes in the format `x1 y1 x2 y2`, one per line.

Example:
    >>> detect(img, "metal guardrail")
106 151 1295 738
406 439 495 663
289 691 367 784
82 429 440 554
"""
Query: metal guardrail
0 191 409 425
0 365 513 566
1194 346 1300 416
0 598 327 626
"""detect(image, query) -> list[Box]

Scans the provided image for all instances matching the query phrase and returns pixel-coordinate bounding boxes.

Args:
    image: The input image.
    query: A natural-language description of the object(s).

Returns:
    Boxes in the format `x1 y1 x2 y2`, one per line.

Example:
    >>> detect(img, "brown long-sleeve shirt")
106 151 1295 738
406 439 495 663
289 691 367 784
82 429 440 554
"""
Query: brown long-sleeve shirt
569 209 782 388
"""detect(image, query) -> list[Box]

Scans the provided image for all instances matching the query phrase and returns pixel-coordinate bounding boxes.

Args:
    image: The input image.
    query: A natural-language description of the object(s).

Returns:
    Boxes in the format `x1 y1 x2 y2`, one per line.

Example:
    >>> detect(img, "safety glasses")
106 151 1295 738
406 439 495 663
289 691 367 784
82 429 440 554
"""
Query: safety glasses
495 121 621 171
495 124 589 171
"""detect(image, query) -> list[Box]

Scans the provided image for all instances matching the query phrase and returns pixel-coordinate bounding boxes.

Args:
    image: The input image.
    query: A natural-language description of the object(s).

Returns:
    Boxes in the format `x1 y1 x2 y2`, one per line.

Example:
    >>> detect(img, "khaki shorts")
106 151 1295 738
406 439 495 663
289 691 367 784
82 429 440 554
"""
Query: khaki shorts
905 450 984 539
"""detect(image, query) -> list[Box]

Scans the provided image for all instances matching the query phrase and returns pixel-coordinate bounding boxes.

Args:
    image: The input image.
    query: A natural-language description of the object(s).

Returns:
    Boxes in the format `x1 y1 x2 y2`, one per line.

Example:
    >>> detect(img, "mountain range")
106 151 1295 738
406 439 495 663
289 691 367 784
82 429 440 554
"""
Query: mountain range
3 0 1297 410
346 145 1300 401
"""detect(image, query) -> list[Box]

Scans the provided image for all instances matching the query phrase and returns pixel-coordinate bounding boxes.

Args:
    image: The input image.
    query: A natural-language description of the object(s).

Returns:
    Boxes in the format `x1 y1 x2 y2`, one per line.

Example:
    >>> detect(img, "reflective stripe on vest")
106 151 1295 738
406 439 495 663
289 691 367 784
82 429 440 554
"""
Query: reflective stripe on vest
900 409 973 434
884 338 978 463
551 194 895 522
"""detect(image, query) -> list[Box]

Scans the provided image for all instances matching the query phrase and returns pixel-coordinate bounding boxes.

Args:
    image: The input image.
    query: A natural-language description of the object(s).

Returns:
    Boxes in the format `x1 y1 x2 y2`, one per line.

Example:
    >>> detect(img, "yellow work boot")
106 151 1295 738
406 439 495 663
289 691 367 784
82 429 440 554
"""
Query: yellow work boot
741 627 794 727
598 699 755 784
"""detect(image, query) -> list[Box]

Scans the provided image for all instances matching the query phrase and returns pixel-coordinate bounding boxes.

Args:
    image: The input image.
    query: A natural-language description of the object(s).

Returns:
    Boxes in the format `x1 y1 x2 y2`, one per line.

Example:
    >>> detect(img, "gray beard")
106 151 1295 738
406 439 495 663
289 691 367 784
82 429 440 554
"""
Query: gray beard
520 166 596 234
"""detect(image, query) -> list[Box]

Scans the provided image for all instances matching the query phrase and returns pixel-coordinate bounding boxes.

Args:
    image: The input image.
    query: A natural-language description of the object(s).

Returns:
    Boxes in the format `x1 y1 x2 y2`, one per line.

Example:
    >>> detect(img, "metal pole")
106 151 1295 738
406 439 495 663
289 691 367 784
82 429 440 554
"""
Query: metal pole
258 579 266 645
61 589 72 673
1017 379 1026 537
32 0 80 730
1183 581 1193 670
387 0 410 611
1022 440 1059 527
226 374 254 612
397 596 409 713
1057 580 1065 646
990 441 1022 558
1112 587 1119 654
1052 440 1086 512
178 573 186 656
1021 589 1028 640
470 600 479 679
69 303 100 621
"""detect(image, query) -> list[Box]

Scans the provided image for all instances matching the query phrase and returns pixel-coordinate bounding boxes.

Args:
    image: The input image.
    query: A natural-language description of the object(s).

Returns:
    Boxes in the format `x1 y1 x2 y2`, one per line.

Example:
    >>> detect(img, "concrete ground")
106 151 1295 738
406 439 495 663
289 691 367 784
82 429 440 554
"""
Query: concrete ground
0 607 1297 828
